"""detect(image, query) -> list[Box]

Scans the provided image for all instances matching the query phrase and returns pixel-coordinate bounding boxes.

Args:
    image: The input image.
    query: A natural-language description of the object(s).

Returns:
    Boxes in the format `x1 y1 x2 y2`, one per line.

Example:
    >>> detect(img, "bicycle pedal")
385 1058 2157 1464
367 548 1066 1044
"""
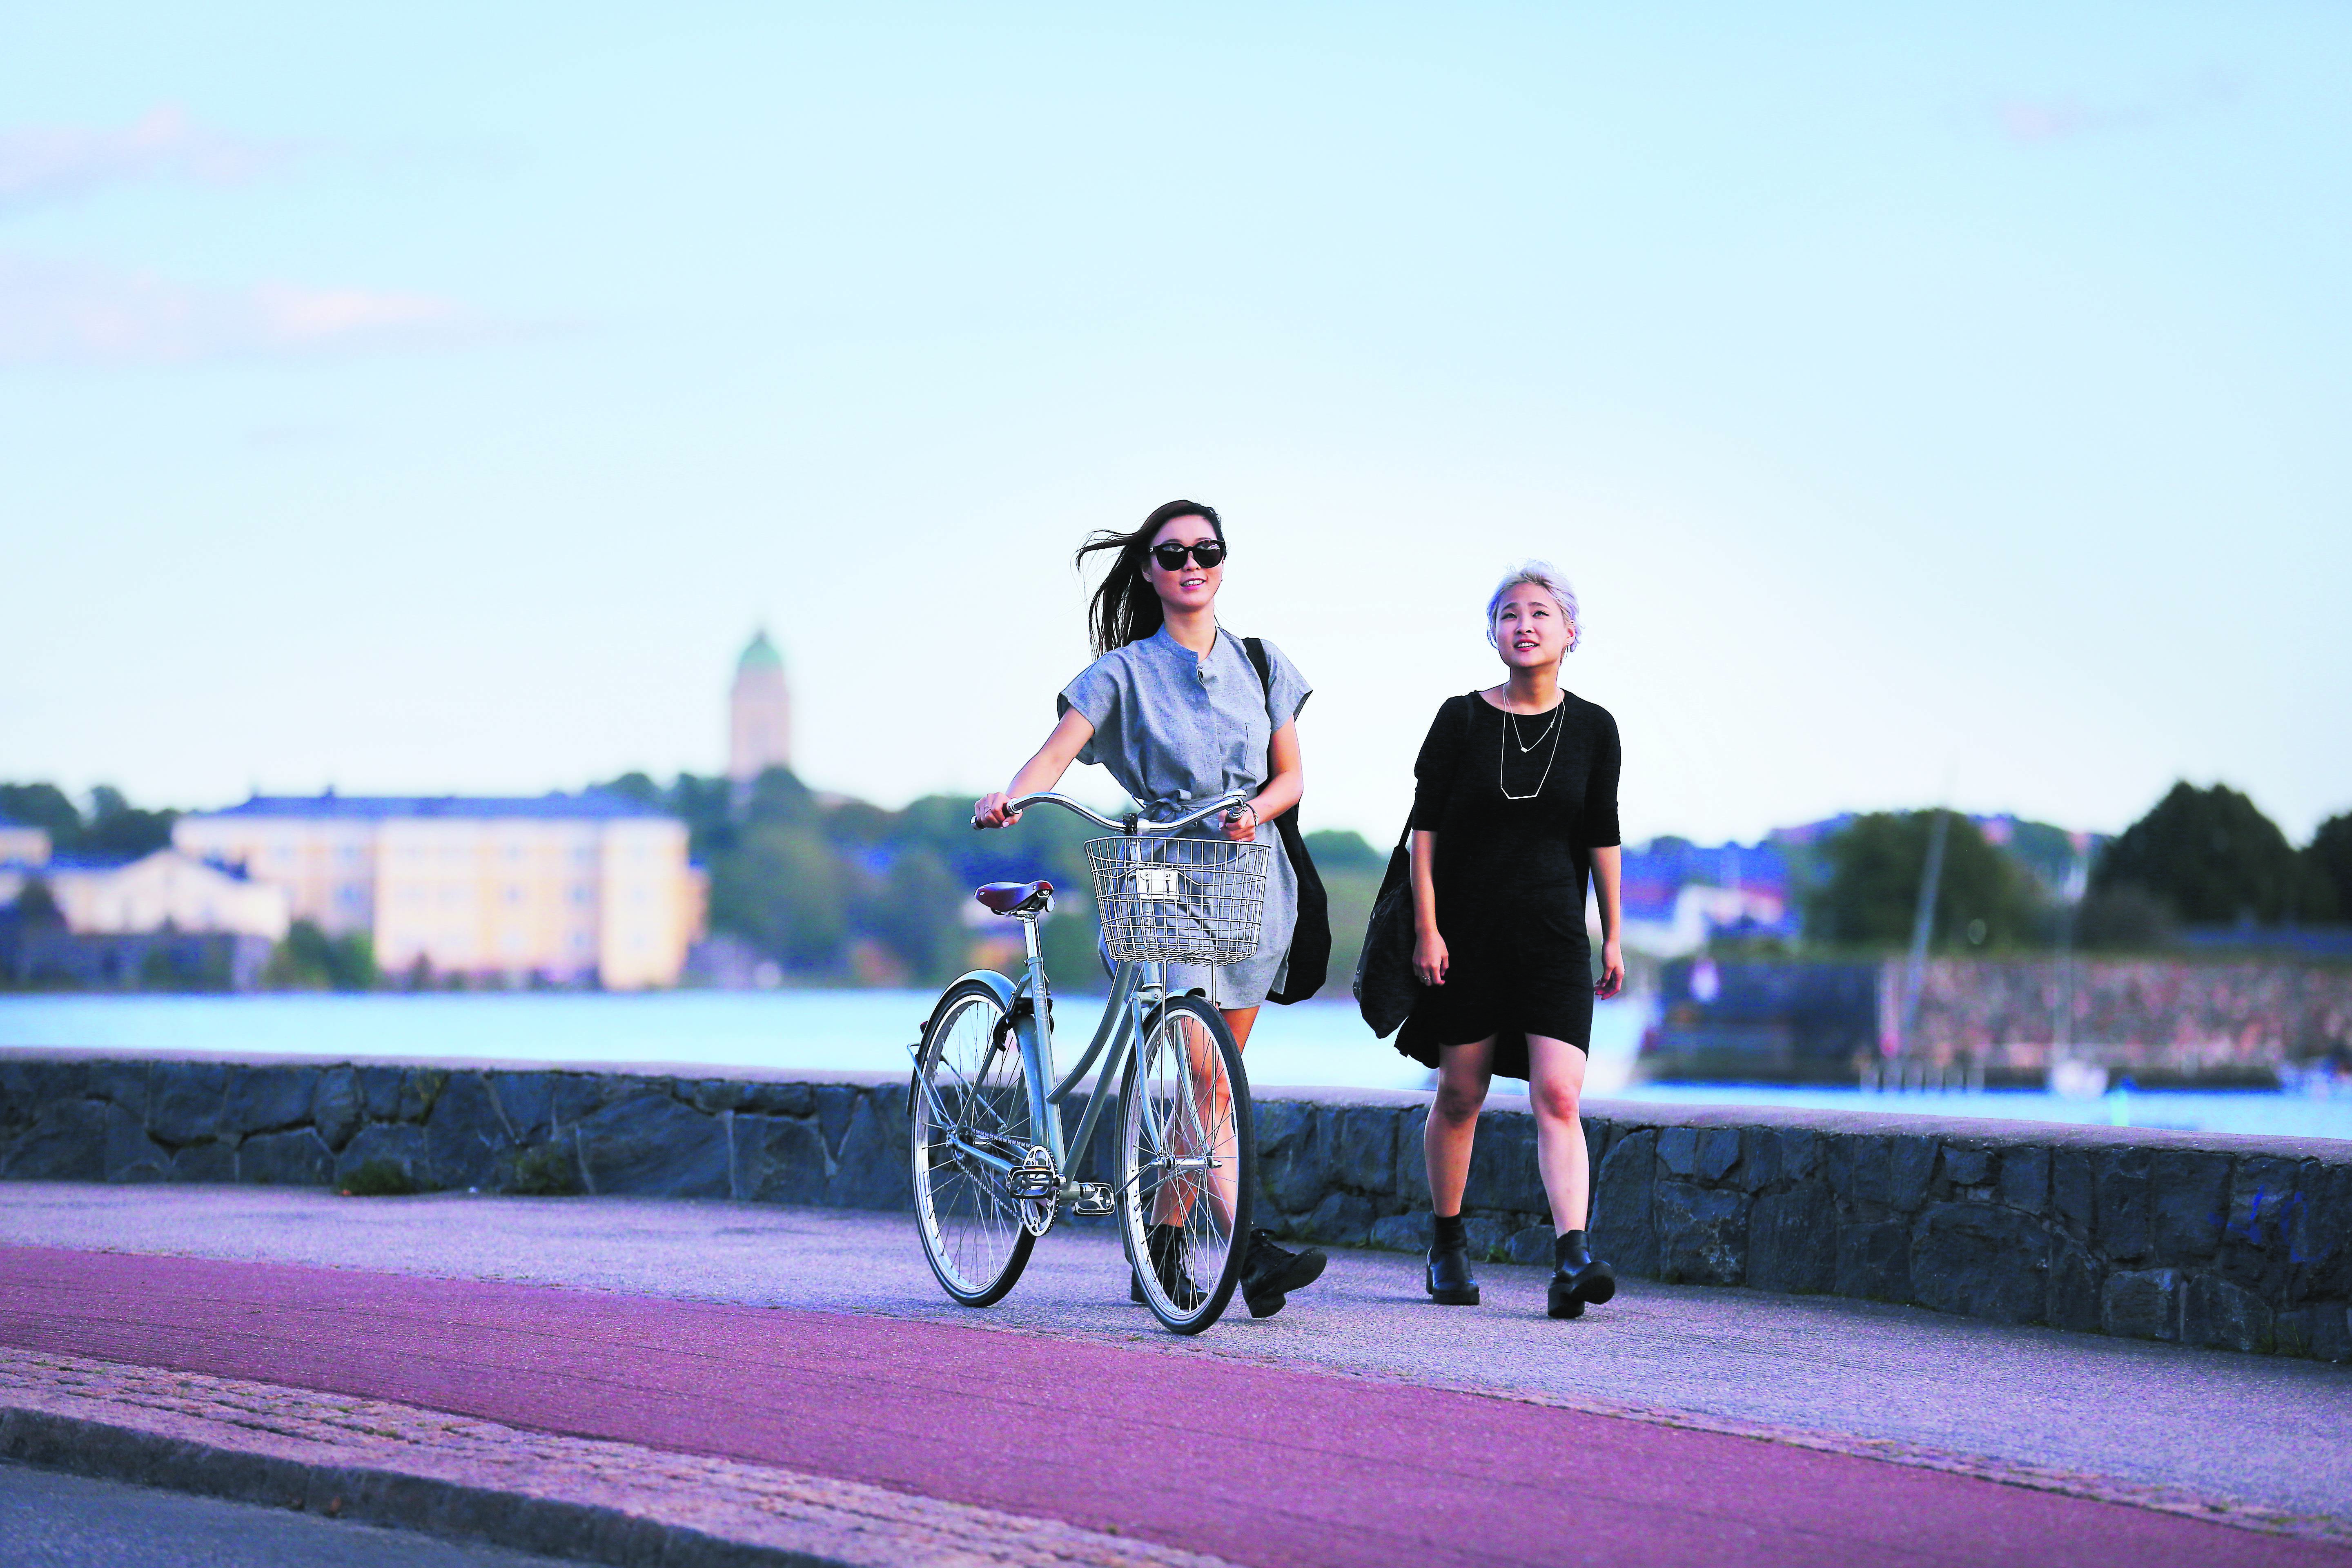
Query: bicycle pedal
1068 1183 1115 1217
1007 1160 1059 1201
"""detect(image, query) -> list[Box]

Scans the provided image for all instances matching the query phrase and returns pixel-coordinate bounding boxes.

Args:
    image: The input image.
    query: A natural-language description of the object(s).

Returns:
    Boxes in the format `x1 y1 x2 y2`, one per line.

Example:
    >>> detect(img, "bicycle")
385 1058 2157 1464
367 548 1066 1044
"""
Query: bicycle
909 789 1269 1333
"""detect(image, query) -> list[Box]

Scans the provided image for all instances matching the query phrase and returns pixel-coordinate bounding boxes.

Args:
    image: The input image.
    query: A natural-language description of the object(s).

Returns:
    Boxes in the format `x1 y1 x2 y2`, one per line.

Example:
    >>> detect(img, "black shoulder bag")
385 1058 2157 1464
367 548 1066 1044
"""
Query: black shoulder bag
1241 637 1329 1004
1353 821 1421 1038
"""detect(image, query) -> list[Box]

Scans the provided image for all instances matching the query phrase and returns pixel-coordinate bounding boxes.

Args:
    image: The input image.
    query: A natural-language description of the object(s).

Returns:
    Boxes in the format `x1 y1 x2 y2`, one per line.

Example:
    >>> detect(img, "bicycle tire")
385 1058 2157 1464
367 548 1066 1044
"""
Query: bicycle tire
911 977 1040 1307
1117 994 1255 1334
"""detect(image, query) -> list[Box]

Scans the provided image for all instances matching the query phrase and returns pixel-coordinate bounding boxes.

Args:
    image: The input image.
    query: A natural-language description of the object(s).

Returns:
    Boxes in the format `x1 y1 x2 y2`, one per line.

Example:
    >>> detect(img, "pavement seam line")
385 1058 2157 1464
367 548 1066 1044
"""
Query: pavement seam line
0 1347 1237 1568
844 1303 2352 1548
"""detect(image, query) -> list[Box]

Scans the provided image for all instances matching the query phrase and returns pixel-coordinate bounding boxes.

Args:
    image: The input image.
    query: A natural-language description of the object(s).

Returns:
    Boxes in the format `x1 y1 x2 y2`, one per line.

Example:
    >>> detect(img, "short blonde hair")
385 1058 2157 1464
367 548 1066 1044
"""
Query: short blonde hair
1486 561 1581 652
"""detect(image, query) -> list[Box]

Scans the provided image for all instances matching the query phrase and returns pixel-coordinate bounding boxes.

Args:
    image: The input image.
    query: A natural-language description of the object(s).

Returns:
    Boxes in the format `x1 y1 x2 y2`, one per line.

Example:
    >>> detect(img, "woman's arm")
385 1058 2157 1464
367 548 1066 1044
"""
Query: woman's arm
974 708 1096 828
1404 698 1464 985
1226 720 1304 842
1410 830 1448 985
1590 844 1624 998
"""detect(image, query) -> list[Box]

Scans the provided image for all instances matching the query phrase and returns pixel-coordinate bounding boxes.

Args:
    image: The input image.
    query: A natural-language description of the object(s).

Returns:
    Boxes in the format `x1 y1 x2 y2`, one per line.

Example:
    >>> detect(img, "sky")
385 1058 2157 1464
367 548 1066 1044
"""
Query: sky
2 2 2346 848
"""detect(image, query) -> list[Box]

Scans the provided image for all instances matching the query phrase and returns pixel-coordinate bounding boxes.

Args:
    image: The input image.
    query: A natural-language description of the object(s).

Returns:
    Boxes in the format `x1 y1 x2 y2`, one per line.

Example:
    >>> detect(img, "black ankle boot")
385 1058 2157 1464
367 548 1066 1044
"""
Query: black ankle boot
1548 1229 1615 1319
1241 1229 1326 1319
1131 1222 1203 1310
1425 1214 1480 1306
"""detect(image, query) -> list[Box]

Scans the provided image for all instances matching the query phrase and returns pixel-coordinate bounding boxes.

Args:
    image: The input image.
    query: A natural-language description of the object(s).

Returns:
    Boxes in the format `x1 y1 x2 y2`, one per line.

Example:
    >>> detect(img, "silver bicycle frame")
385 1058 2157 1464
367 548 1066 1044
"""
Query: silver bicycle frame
980 789 1247 1195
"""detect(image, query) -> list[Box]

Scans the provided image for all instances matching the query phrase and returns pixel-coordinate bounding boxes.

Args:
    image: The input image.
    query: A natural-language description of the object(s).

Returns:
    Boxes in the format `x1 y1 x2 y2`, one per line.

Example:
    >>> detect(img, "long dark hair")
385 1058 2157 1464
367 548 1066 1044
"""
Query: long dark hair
1075 499 1225 656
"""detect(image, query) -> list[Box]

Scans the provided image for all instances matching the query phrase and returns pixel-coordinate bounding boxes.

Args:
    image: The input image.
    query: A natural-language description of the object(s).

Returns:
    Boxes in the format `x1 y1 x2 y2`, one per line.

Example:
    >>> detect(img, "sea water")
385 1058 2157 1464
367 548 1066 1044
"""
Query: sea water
2 992 2345 1142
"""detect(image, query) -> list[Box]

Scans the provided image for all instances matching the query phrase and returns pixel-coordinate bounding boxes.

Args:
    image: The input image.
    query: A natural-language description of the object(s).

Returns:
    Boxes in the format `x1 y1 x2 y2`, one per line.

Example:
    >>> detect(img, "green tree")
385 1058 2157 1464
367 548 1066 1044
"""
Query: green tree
10 877 65 929
743 766 818 830
2305 813 2352 924
1804 811 2042 951
263 920 379 991
1039 902 1107 992
2000 819 2089 893
866 846 965 984
2092 782 2322 926
1303 829 1384 876
83 786 178 858
601 771 664 809
708 823 849 972
0 784 82 845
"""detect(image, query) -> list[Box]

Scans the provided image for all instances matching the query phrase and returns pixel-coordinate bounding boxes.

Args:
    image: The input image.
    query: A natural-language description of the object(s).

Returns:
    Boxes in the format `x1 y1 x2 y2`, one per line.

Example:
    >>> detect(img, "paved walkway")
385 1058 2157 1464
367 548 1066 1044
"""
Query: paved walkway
1 1458 584 1568
3 1185 2349 1566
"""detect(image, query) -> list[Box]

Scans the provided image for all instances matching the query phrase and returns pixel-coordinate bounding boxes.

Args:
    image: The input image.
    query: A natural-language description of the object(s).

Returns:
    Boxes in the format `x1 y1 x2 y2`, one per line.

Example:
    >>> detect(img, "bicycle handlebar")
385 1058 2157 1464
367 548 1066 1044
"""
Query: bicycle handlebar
971 789 1251 836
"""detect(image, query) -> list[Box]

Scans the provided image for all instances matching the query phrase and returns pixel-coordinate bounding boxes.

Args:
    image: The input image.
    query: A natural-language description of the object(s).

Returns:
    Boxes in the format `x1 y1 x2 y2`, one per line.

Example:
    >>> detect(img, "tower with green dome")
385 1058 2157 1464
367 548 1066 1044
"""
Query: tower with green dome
728 628 792 785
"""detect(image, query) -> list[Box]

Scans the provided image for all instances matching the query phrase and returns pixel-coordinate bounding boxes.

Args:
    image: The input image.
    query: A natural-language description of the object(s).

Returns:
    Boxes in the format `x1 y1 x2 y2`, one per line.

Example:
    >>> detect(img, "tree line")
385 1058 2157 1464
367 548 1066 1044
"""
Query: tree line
600 768 1385 989
1800 782 2350 955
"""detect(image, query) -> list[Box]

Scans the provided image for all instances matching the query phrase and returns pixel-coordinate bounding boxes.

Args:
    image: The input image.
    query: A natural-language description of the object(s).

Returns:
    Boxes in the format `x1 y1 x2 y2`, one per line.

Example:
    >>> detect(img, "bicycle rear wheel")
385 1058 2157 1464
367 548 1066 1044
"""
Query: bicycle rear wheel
1117 994 1254 1333
911 978 1040 1306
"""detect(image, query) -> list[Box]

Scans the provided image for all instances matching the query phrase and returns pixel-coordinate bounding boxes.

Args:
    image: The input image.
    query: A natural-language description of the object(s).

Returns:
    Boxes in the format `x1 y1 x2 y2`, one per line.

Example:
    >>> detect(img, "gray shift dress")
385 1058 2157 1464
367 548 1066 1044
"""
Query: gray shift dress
1057 626 1311 1008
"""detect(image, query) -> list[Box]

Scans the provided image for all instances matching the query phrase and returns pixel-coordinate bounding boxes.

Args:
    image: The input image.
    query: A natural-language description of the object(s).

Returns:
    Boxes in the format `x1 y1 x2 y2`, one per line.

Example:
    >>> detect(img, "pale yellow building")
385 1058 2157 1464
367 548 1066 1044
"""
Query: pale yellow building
7 849 292 940
174 792 698 989
0 824 290 941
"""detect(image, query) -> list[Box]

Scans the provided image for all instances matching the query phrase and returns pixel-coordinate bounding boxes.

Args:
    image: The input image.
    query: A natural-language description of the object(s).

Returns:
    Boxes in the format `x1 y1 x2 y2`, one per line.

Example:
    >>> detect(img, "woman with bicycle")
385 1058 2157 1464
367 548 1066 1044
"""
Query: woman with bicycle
974 499 1328 1320
1399 562 1624 1320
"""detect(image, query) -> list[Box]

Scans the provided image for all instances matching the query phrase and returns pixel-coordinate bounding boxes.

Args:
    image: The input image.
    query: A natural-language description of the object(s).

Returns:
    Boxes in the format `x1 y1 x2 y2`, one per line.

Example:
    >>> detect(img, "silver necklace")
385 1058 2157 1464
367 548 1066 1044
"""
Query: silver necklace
1499 702 1565 801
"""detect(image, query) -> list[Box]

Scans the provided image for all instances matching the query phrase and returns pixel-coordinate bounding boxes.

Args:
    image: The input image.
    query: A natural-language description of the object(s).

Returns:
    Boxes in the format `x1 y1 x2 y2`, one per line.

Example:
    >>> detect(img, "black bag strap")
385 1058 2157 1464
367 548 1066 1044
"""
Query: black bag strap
1241 636 1328 1003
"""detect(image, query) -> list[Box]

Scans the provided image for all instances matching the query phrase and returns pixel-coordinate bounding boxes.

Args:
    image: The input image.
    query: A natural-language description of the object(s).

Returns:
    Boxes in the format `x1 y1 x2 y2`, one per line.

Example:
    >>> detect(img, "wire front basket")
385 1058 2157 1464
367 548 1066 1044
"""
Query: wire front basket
1086 836 1271 965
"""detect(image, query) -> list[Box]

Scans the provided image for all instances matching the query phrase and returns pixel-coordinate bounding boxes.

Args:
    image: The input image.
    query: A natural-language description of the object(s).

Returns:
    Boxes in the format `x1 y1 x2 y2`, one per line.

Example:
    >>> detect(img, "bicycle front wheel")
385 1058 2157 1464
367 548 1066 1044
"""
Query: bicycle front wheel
911 978 1040 1307
1118 994 1255 1333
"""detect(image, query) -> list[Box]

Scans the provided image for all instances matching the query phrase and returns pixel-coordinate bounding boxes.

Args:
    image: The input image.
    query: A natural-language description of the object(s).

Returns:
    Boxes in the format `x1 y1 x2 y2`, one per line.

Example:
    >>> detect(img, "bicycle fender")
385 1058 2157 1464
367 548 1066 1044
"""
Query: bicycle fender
912 971 1021 1100
933 969 1018 1024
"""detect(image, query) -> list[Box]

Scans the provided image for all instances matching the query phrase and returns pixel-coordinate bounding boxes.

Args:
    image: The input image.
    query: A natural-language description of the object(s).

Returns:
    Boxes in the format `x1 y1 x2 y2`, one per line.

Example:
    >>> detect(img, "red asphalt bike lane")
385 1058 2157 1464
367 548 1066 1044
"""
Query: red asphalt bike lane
0 1247 2339 1568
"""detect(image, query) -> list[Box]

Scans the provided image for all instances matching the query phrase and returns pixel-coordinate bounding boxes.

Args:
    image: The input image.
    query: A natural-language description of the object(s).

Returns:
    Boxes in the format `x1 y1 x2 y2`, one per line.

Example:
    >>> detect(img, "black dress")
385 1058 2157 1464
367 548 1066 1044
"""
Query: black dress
1395 690 1621 1080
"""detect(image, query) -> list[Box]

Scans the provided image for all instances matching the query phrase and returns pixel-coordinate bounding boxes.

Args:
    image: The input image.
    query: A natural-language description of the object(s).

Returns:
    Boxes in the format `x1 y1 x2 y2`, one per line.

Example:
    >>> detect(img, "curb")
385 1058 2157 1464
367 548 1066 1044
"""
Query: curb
0 1348 1232 1568
0 1405 840 1568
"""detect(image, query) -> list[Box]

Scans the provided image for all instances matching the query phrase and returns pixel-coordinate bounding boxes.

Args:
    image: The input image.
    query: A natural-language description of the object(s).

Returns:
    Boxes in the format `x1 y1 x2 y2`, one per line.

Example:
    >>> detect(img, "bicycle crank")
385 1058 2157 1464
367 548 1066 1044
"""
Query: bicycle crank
1008 1146 1060 1237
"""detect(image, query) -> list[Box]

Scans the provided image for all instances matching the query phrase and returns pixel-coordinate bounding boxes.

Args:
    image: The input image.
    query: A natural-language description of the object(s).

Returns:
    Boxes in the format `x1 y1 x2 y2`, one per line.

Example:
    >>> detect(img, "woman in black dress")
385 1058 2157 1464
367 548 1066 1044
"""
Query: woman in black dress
1401 563 1624 1319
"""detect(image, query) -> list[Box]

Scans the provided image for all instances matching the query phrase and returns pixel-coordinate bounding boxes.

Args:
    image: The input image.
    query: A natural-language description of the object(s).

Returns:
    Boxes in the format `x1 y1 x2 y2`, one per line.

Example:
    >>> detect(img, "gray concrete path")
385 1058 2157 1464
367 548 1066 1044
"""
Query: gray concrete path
9 1183 2349 1528
0 1458 588 1568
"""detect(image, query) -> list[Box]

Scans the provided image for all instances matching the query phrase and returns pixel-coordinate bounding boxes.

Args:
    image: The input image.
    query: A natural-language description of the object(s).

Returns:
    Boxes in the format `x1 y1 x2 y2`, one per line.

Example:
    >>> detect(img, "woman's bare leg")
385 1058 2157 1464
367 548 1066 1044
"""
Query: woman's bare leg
1423 1037 1494 1215
1222 1007 1258 1050
1150 1007 1243 1228
1526 1034 1590 1232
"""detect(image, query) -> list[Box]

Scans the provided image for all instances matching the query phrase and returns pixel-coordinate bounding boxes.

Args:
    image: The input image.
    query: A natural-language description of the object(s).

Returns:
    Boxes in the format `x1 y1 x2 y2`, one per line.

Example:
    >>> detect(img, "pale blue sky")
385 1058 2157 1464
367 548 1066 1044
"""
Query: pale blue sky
3 3 2346 845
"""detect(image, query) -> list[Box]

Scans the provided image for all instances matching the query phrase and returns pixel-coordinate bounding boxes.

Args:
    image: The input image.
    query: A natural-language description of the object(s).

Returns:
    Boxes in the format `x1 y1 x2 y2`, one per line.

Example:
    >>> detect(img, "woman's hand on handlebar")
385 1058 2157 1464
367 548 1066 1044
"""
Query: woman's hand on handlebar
1222 801 1259 843
973 791 1022 830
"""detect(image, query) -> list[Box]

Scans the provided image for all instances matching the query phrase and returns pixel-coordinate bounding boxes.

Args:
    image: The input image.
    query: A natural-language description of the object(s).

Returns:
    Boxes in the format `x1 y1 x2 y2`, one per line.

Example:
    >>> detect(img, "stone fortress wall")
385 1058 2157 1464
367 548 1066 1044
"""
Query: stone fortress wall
1903 957 2352 1075
2 1051 2345 1363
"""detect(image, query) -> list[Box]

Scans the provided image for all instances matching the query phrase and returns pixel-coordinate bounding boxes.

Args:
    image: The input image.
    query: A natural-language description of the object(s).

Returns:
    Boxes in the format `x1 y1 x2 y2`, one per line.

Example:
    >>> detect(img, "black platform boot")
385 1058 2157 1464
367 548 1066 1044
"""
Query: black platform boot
1130 1222 1203 1310
1241 1229 1327 1319
1548 1229 1616 1319
1425 1213 1480 1306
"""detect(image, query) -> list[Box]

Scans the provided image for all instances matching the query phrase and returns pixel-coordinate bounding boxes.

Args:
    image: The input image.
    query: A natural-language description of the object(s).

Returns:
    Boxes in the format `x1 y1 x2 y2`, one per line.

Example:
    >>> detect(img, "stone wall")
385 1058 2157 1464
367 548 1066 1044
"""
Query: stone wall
2 1051 2345 1363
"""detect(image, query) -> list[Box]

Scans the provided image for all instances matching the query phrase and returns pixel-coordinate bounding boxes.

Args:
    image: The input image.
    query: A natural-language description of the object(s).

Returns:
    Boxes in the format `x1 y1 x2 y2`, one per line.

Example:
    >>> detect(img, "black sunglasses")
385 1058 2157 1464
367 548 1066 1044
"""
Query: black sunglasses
1149 539 1226 571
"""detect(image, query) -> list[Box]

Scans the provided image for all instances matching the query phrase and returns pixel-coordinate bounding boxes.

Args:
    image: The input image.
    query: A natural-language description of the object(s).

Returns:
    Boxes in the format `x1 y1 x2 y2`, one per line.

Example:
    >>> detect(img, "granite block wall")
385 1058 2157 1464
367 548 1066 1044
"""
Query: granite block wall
2 1053 2344 1363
